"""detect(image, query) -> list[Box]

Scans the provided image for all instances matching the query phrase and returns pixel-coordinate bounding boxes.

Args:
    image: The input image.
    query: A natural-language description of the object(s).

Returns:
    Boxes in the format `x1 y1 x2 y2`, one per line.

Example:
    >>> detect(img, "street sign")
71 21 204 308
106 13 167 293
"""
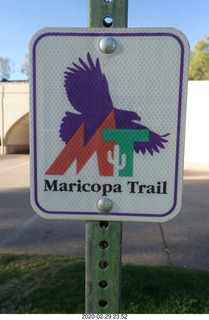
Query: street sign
29 27 189 222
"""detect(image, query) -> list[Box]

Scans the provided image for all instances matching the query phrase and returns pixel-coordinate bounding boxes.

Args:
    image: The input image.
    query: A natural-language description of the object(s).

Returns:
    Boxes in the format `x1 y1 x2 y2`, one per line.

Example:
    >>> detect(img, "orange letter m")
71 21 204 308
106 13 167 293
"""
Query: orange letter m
45 111 116 176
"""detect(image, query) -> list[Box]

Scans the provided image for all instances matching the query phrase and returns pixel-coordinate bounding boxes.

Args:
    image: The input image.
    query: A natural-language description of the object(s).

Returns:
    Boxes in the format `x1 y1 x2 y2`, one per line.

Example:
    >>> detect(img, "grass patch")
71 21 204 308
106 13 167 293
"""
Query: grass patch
1 253 209 313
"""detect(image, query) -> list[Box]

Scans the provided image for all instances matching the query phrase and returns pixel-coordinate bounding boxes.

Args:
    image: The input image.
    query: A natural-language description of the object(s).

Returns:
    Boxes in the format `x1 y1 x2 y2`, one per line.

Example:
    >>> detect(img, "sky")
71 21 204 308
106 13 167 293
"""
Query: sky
0 0 208 80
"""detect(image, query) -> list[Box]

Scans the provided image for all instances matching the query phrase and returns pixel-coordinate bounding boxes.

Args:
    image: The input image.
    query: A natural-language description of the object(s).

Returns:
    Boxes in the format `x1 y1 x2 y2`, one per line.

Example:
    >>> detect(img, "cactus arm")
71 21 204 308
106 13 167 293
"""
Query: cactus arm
107 145 126 176
120 153 126 170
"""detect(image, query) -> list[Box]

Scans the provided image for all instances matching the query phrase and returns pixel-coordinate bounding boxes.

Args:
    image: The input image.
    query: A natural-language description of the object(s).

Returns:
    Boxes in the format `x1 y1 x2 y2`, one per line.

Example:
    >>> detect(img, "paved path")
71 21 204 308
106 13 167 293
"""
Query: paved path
0 155 209 271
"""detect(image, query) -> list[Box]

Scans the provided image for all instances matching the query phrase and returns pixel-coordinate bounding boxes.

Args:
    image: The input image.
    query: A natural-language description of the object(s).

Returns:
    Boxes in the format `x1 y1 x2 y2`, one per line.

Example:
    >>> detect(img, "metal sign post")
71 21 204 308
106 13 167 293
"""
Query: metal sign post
85 0 128 314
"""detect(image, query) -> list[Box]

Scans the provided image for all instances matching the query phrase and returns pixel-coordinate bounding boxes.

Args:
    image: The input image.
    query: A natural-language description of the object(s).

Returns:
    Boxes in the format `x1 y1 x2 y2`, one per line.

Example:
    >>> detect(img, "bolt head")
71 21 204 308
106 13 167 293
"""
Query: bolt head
99 36 117 54
96 198 113 212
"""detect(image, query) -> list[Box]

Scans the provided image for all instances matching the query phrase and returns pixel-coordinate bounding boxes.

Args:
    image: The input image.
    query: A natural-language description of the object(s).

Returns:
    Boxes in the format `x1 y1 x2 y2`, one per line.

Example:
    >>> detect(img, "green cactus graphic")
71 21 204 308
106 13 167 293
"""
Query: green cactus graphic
102 128 150 177
108 145 126 177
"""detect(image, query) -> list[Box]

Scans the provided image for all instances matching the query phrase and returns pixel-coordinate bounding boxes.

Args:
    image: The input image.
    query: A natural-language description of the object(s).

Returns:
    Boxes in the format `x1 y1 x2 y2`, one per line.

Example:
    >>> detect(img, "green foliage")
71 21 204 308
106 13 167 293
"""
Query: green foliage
21 54 29 78
1 254 209 313
0 57 12 80
189 35 209 80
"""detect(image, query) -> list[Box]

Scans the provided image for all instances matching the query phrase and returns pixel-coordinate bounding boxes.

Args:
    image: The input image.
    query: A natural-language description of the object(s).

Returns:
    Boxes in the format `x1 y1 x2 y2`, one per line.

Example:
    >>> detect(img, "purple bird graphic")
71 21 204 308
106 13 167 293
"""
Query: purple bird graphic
60 52 169 155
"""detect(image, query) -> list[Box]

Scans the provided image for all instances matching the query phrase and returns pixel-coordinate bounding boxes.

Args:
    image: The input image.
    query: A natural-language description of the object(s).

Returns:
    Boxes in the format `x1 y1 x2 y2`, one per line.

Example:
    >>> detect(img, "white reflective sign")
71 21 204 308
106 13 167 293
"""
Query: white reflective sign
29 27 189 222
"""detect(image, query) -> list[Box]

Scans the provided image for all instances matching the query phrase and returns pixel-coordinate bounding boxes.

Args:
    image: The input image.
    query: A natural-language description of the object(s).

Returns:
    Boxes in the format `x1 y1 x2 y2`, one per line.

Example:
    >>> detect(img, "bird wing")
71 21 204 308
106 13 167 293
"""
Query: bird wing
134 130 169 155
64 52 113 114
114 108 169 155
128 120 170 155
59 112 83 144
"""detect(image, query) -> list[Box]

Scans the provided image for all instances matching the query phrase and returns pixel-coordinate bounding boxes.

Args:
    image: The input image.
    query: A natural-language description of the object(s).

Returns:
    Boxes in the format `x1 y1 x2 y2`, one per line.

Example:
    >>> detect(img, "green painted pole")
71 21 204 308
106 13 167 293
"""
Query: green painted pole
88 0 128 28
85 0 128 314
85 221 123 313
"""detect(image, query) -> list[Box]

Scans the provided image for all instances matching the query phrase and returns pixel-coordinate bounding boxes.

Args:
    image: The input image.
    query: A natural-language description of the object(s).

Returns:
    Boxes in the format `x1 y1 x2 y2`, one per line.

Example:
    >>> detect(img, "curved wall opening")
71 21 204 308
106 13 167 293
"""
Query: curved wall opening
4 113 29 154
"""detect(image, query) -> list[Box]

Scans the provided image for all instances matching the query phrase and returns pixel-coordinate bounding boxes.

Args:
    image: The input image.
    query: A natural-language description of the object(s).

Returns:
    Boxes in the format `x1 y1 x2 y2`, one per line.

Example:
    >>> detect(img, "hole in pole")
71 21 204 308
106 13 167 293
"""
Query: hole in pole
99 280 108 288
99 260 109 269
99 240 109 249
99 221 109 229
104 0 113 3
103 16 113 28
99 300 108 308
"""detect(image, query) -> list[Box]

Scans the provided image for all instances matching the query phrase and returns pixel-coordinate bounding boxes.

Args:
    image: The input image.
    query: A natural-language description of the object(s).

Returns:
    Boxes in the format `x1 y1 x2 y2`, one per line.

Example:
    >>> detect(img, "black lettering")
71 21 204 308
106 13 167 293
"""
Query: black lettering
59 182 68 191
156 182 161 194
44 179 58 191
82 183 91 192
91 184 101 192
146 185 155 194
113 184 122 193
68 183 77 192
156 181 167 194
102 184 112 196
77 179 82 192
127 181 138 193
162 181 167 194
138 184 146 193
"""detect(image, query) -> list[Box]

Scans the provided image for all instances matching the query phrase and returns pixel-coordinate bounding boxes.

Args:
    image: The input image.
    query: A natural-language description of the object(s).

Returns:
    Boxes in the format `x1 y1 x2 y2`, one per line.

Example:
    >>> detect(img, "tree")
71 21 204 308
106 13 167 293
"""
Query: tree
0 57 12 80
189 35 209 80
21 55 29 78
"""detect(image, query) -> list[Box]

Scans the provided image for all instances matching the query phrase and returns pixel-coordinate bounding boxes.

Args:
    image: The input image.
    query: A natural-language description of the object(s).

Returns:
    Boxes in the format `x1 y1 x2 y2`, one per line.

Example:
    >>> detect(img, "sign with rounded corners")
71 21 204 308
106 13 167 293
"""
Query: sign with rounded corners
29 27 189 222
